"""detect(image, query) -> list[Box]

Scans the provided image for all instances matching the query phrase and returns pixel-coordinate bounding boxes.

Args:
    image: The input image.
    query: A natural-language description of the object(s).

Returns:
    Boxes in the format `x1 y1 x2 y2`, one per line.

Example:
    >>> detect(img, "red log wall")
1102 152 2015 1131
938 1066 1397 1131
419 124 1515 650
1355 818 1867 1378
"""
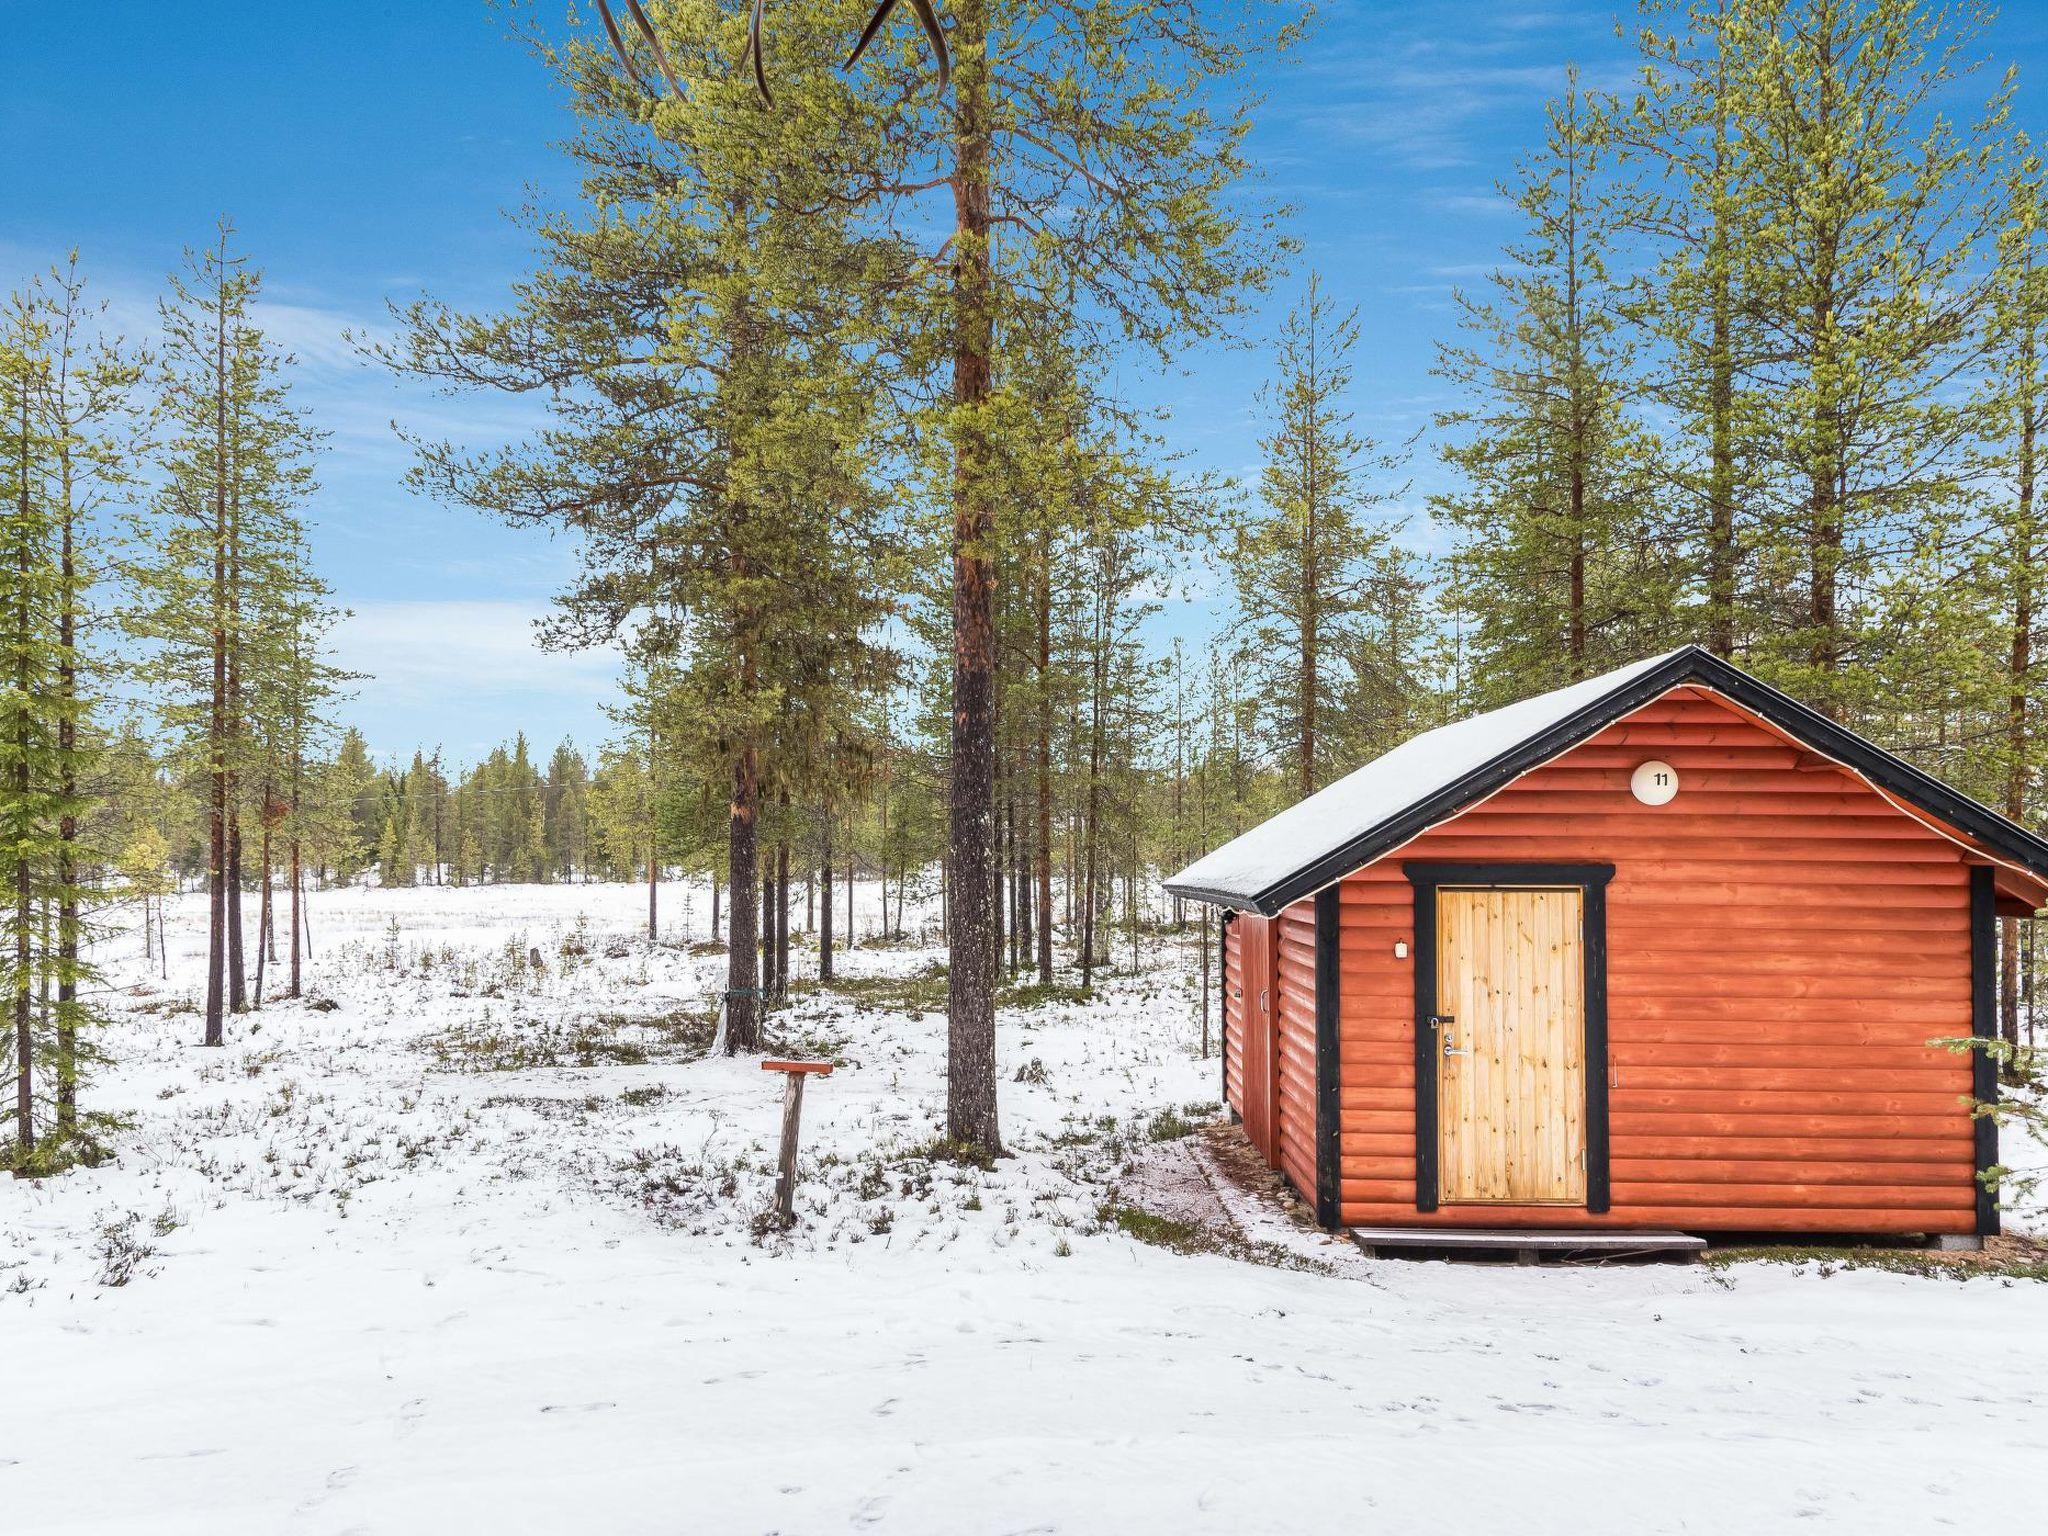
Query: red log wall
1332 685 1981 1234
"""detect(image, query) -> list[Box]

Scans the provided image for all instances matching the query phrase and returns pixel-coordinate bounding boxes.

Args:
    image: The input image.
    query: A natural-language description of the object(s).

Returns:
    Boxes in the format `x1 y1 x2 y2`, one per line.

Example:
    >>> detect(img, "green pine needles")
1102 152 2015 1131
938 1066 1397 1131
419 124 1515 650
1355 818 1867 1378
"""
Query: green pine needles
0 264 139 1173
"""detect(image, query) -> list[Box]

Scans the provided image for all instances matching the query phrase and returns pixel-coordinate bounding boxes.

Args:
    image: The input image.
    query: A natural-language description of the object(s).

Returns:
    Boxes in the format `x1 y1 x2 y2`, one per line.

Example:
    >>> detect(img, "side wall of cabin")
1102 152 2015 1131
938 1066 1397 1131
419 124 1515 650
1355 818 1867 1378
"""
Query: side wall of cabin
1335 685 1981 1235
1274 901 1319 1202
1219 904 1322 1212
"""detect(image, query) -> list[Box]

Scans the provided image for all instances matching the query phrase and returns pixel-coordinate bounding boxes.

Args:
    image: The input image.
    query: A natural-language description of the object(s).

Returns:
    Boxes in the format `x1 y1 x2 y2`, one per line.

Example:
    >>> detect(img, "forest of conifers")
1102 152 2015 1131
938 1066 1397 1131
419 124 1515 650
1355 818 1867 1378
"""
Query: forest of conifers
7 0 2048 1171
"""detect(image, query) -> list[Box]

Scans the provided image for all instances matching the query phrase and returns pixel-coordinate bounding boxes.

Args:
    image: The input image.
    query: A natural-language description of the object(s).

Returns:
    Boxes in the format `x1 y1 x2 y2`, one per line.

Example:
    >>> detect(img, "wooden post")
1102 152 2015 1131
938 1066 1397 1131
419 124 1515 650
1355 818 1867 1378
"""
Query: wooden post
763 1060 834 1229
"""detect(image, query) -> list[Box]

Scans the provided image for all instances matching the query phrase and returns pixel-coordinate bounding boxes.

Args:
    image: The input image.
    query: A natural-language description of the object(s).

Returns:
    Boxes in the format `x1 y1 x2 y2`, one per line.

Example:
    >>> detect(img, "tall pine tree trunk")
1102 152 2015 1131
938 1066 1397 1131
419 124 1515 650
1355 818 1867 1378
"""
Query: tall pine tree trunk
2003 365 2036 1074
226 813 246 1011
774 814 790 1000
204 268 229 1047
1036 558 1054 985
254 822 271 1007
943 0 1002 1153
1704 47 1738 663
1300 381 1319 797
725 737 762 1053
761 861 773 985
205 592 226 1042
55 458 77 1137
225 476 246 1014
646 831 658 941
289 828 303 1000
1706 289 1736 659
12 389 34 1162
1080 594 1106 989
819 813 834 982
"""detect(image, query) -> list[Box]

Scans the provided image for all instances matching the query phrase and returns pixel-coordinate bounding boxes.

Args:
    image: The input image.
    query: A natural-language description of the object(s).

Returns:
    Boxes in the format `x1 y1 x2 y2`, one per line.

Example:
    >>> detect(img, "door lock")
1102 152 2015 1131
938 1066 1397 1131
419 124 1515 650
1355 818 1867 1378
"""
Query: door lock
1428 1014 1468 1059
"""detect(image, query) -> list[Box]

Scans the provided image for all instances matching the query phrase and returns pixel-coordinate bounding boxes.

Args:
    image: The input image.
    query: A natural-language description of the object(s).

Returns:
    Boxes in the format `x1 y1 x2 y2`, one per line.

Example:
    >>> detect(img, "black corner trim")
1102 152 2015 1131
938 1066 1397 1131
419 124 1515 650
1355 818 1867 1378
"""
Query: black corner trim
1314 886 1342 1228
1405 863 1614 1215
1584 878 1612 1215
1970 866 2001 1238
1219 908 1234 1116
1192 646 2048 918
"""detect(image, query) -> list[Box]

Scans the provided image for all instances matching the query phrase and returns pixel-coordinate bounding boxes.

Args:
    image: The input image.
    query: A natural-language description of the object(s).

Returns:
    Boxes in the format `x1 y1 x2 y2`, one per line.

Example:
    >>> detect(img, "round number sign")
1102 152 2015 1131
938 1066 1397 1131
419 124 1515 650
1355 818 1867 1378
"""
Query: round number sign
1631 759 1679 806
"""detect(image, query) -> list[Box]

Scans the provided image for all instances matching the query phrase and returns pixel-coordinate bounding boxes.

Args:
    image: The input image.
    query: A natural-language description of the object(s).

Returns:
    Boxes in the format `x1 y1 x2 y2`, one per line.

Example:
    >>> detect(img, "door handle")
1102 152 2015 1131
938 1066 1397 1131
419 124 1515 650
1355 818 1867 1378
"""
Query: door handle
1428 1015 1467 1058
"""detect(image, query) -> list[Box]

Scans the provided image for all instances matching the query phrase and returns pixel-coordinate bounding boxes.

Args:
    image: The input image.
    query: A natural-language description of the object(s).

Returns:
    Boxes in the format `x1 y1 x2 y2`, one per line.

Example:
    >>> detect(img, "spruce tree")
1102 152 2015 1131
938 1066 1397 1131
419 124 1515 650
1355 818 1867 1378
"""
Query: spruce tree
1977 137 2048 1064
1612 0 1772 659
127 225 320 1045
0 295 96 1167
22 259 138 1145
1233 274 1413 799
1731 0 2005 720
1434 72 1681 704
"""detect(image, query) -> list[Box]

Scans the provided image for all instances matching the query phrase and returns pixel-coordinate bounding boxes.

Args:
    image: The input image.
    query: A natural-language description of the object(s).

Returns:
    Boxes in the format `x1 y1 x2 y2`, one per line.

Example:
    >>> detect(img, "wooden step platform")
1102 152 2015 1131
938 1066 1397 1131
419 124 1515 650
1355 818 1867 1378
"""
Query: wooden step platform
1349 1227 1706 1265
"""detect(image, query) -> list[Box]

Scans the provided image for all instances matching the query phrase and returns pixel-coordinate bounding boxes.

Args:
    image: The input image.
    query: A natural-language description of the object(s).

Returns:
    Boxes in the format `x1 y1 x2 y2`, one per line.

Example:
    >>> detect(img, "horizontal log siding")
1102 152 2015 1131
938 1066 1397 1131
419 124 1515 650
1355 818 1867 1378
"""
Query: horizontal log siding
1223 917 1244 1119
1338 686 1979 1235
1274 900 1319 1201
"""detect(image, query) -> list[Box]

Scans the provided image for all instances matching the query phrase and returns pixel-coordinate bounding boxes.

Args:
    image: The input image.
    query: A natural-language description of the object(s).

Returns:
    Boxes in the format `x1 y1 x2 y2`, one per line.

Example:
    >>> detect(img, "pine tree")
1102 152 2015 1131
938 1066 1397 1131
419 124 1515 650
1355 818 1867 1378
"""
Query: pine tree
871 0 1288 1155
385 2 903 1055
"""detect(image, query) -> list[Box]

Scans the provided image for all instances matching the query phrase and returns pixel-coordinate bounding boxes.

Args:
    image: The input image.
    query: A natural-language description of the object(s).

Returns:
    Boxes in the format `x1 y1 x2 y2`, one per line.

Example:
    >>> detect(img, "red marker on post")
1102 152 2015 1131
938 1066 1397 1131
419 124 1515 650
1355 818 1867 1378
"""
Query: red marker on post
763 1060 833 1230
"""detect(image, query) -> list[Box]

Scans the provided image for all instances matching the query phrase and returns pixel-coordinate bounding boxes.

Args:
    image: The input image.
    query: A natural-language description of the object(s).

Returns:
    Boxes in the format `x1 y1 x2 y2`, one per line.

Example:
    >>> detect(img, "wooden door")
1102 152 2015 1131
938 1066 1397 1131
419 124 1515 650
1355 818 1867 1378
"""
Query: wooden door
1436 887 1586 1204
1238 914 1279 1165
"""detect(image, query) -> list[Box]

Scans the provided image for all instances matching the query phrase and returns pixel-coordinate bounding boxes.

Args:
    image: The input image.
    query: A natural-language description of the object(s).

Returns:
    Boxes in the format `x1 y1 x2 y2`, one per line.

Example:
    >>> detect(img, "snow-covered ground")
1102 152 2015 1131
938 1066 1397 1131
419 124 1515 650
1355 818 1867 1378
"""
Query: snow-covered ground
6 880 2048 1535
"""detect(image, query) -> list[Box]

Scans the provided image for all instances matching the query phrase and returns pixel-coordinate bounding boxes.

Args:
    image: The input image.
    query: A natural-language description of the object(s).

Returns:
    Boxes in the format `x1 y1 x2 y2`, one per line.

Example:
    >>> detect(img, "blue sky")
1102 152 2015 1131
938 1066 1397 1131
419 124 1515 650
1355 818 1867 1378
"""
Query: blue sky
9 0 2048 765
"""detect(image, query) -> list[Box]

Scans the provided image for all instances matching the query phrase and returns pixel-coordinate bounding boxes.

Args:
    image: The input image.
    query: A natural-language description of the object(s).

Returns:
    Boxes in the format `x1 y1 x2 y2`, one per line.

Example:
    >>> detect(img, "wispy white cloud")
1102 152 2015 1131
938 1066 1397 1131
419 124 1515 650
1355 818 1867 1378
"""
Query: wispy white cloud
333 599 621 759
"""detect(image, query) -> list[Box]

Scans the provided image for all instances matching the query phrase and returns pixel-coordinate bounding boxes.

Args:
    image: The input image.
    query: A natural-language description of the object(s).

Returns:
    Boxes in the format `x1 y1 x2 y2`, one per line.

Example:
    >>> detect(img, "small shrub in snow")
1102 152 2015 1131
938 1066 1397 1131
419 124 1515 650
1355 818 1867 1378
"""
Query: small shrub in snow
1012 1057 1049 1085
1146 1107 1201 1142
1097 1200 1333 1275
914 1136 997 1172
1000 980 1093 1010
93 1213 158 1288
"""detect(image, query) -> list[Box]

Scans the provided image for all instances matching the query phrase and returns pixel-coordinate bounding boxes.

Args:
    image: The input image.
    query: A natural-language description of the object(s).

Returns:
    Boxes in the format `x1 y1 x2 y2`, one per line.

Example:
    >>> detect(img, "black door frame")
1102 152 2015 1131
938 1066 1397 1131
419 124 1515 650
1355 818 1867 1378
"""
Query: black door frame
1404 862 1614 1214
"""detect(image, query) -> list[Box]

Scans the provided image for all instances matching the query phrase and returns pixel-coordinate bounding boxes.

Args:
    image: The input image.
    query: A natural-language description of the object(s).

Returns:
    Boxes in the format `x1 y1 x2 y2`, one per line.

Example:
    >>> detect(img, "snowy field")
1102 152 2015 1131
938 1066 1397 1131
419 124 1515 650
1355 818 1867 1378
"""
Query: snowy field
6 880 2048 1535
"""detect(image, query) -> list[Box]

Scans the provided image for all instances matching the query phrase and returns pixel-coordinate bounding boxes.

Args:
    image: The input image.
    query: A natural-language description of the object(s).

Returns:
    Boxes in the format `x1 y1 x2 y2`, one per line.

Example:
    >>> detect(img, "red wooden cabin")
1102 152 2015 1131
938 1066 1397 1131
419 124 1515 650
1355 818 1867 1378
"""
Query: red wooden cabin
1167 647 2048 1245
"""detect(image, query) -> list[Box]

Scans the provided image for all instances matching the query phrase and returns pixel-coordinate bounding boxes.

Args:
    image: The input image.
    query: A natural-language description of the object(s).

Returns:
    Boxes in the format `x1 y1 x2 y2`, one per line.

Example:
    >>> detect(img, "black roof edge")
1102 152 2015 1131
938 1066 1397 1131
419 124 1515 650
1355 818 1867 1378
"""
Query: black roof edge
1168 645 2048 918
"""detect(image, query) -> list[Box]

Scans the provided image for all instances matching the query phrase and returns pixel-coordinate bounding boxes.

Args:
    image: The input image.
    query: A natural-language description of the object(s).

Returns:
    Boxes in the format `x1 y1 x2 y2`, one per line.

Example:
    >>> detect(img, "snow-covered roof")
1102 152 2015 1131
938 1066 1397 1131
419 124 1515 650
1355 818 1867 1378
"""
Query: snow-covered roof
1165 644 2048 914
